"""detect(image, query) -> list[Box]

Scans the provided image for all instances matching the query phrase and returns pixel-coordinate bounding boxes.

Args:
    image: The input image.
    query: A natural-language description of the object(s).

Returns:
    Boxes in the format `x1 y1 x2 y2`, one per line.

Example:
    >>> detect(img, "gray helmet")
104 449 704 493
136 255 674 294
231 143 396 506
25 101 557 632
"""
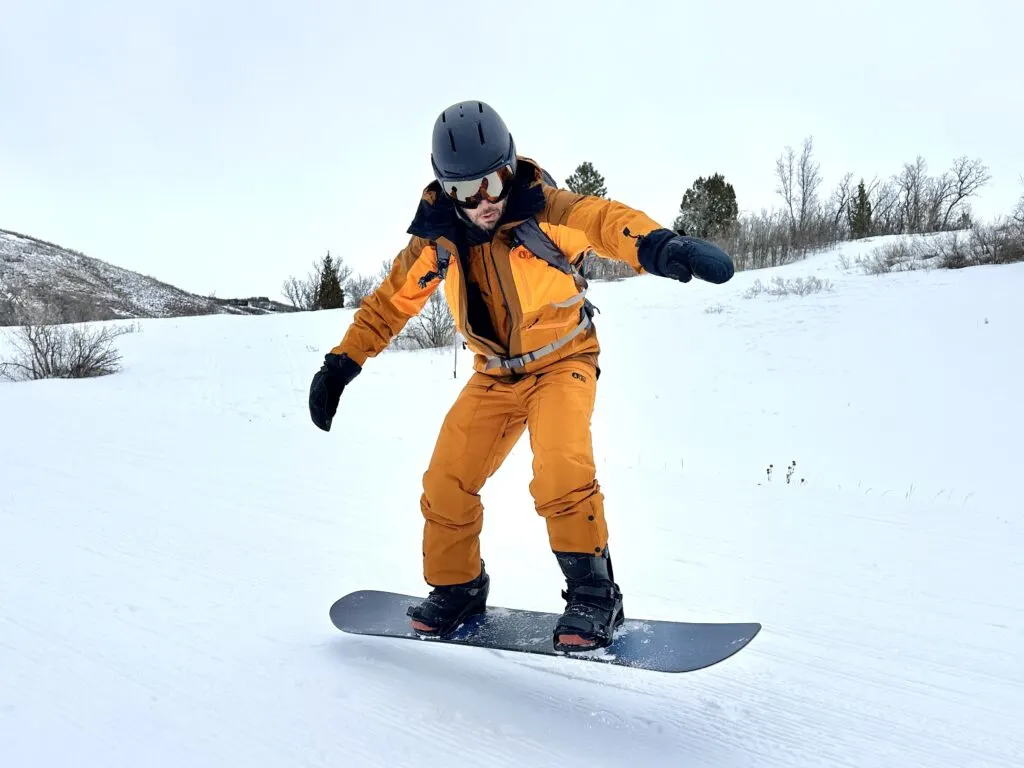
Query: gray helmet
431 101 517 185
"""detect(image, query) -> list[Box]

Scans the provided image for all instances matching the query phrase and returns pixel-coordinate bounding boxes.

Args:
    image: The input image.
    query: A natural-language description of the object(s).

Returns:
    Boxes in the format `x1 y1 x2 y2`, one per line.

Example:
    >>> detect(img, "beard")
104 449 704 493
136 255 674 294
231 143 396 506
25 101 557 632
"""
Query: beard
455 206 501 240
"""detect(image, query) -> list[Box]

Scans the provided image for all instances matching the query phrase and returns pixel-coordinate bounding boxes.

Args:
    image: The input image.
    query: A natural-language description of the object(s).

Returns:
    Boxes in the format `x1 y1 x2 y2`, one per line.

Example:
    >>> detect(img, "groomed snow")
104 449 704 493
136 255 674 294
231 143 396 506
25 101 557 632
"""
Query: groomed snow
2 234 1021 767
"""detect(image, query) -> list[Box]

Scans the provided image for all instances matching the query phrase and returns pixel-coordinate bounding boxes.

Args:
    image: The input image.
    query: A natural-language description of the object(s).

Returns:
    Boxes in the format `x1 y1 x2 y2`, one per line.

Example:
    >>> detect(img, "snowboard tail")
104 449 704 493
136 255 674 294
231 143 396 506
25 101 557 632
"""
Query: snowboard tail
329 590 760 673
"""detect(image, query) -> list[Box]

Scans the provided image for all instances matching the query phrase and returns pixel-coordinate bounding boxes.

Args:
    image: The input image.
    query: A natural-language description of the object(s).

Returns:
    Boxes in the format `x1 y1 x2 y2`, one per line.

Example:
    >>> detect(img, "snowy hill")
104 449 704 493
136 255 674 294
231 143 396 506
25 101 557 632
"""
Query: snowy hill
0 227 295 324
1 234 1022 767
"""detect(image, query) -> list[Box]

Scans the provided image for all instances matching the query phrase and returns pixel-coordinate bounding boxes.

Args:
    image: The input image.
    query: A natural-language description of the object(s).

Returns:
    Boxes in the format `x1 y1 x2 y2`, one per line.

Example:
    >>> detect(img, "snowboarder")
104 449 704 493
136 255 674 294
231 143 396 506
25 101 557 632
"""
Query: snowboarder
308 100 735 652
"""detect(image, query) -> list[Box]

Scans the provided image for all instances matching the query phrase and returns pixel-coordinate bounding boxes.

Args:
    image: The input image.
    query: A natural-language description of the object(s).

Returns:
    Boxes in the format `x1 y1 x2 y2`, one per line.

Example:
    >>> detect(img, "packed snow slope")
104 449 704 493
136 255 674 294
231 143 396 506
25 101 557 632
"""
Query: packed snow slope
2 234 1022 767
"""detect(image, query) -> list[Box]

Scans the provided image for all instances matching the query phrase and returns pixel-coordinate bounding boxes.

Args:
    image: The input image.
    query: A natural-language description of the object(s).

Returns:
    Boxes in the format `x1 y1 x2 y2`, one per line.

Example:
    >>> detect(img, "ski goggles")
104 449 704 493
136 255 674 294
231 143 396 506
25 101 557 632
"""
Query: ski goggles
439 164 515 208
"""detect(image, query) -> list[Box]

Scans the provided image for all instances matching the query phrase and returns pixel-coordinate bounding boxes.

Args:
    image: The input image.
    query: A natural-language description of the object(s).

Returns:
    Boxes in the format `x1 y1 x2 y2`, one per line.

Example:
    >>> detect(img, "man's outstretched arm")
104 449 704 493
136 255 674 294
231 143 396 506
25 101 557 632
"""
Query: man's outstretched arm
541 186 734 284
308 235 441 431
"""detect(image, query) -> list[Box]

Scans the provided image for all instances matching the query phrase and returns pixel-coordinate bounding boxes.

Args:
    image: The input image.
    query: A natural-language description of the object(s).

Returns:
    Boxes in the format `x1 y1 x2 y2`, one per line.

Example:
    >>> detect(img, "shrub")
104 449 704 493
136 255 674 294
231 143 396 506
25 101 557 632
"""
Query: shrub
859 222 1024 275
742 275 835 299
1 321 136 381
939 221 1024 268
395 291 456 350
855 240 933 274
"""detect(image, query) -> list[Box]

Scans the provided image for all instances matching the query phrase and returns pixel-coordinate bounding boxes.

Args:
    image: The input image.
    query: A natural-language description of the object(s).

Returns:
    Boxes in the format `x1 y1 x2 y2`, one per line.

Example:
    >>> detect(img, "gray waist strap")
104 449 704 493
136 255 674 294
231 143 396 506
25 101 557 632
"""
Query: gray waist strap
482 308 592 372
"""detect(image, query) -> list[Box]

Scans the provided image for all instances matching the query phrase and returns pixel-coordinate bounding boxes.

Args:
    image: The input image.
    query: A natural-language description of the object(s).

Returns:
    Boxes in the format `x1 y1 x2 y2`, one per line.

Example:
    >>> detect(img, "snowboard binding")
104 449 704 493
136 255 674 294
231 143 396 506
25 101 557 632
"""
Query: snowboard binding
406 561 489 638
552 549 625 652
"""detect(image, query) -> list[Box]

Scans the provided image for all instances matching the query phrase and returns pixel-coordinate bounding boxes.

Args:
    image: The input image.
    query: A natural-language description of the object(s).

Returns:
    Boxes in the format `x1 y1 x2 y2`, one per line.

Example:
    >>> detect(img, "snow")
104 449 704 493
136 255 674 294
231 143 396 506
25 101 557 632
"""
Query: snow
0 228 254 321
2 234 1022 767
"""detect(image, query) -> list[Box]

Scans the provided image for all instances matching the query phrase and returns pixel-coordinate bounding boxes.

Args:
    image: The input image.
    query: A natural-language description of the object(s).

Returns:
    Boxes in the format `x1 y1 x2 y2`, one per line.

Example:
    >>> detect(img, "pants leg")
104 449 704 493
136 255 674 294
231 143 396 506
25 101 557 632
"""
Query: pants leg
524 359 608 555
420 373 527 585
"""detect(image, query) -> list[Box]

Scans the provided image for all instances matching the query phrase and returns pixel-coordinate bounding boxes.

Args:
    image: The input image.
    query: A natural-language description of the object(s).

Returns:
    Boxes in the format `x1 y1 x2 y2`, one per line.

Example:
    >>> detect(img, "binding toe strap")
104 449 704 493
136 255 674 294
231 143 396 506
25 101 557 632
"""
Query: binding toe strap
555 613 612 638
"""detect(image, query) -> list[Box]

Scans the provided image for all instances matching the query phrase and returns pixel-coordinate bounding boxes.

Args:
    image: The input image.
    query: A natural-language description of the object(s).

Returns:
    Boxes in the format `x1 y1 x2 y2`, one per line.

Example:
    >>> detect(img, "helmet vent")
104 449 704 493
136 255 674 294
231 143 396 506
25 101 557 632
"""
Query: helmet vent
477 123 485 145
447 129 456 152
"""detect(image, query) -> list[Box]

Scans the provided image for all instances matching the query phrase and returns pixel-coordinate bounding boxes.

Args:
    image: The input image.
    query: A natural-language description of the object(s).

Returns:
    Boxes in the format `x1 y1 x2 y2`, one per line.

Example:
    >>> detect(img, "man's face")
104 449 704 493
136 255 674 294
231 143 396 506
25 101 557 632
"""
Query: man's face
462 197 506 232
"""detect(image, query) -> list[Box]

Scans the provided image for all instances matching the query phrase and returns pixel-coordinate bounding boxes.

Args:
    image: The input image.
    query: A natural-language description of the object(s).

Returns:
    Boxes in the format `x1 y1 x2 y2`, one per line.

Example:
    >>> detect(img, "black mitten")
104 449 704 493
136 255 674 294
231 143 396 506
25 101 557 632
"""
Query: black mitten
308 352 362 432
636 228 734 285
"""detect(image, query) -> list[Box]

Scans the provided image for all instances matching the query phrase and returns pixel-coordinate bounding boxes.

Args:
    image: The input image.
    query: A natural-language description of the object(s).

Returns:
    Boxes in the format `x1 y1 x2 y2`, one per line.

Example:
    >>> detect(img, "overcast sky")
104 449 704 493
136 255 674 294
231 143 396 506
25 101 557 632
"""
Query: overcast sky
2 0 1021 299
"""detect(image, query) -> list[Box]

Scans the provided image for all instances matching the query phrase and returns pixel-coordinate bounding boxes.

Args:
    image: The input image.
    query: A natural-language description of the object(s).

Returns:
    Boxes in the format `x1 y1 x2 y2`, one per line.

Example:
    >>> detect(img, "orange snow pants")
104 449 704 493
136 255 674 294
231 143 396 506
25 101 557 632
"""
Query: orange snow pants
419 357 607 585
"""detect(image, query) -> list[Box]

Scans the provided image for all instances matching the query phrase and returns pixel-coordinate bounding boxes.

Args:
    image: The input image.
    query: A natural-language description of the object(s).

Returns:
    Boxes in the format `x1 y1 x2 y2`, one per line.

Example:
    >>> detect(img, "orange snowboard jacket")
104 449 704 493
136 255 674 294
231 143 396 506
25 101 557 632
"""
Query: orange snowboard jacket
331 158 665 377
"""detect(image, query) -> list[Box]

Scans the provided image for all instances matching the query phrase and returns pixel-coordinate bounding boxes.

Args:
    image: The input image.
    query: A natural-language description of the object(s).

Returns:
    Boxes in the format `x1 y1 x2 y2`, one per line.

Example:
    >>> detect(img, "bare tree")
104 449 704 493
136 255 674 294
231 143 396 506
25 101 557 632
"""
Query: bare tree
405 291 455 349
940 156 991 230
867 177 900 234
282 260 322 310
829 172 855 235
775 136 823 247
870 155 990 235
926 169 957 231
775 145 796 232
377 258 394 284
337 257 401 308
710 208 797 272
796 136 823 238
1013 176 1024 230
344 274 378 307
895 156 929 233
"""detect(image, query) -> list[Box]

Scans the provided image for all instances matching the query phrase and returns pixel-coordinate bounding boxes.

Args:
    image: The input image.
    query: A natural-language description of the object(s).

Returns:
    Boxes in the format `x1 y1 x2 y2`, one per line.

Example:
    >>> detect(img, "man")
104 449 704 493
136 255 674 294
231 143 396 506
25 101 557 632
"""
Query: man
308 101 734 652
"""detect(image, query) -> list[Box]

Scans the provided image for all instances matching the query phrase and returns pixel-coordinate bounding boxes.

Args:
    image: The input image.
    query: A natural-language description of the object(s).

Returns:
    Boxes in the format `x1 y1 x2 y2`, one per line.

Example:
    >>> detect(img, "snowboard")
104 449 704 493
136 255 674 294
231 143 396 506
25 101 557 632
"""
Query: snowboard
329 589 761 673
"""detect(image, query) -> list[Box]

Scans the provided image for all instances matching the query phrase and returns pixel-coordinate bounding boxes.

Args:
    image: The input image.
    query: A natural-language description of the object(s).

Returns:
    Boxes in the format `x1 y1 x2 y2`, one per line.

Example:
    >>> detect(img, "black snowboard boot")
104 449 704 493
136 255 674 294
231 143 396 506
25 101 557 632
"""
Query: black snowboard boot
553 548 624 652
406 561 489 638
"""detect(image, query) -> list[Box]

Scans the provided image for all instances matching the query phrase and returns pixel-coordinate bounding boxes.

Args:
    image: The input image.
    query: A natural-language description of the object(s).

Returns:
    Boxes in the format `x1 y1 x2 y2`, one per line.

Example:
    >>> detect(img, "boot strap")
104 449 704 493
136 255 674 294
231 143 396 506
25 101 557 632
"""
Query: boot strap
565 584 619 601
555 613 612 636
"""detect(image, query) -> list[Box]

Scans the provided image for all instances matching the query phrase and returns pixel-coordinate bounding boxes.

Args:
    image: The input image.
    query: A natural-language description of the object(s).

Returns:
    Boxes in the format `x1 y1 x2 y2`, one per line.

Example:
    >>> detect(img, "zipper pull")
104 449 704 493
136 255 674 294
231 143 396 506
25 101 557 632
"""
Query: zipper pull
623 227 646 246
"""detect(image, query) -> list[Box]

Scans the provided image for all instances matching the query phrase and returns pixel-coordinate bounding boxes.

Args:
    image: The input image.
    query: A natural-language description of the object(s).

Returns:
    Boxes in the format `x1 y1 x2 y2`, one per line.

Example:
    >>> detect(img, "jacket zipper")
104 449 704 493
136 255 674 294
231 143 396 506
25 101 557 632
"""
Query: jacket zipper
483 242 515 352
453 251 503 357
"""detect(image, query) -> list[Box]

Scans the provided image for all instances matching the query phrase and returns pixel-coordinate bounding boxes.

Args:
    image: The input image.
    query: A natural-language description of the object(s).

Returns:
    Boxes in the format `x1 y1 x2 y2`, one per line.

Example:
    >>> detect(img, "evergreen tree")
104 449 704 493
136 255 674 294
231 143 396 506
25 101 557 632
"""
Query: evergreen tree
562 161 636 280
673 173 738 238
315 251 345 309
564 162 608 198
848 179 873 239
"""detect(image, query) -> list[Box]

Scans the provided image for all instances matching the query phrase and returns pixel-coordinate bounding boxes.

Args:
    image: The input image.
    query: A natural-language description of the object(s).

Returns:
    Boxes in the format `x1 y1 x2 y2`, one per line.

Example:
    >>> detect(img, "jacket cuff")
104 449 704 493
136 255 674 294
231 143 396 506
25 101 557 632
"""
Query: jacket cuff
635 228 678 277
330 343 368 368
325 349 364 387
